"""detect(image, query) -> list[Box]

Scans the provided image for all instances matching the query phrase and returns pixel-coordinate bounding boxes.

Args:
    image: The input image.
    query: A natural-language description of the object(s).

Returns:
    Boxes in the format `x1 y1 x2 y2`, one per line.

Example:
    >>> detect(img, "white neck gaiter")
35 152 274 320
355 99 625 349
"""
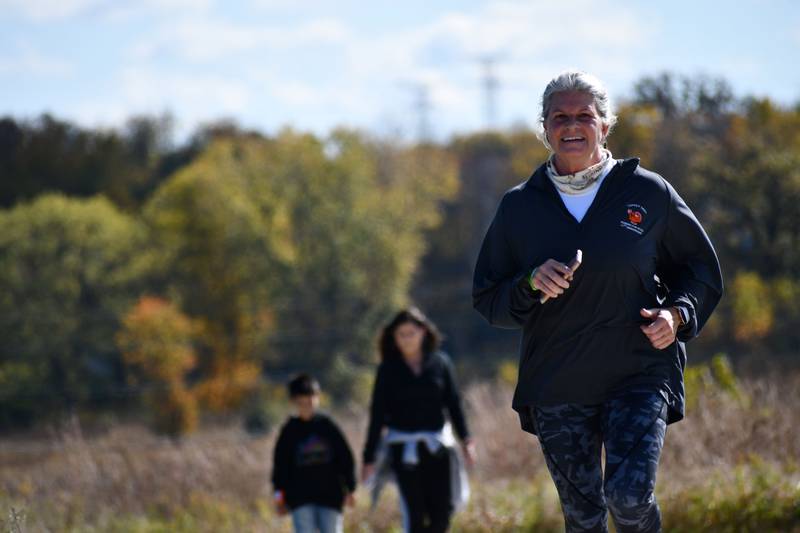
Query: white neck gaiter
546 148 613 195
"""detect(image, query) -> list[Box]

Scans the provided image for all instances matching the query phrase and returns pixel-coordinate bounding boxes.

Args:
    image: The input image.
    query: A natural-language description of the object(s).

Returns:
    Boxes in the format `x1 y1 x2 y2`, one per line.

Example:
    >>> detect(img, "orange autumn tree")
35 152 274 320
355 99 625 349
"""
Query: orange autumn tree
116 296 199 436
142 141 283 411
143 129 457 405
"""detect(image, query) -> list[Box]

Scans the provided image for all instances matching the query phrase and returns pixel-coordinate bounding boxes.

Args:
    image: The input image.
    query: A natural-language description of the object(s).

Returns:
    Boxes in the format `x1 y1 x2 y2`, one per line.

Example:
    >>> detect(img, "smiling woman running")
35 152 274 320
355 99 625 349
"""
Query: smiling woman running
473 71 723 533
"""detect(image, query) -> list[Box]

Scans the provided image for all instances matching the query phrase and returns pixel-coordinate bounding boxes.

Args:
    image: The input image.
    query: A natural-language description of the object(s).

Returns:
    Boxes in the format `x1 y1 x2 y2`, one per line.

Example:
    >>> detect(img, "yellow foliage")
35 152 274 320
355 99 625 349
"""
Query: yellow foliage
770 277 800 317
609 104 660 165
193 359 261 412
730 272 774 342
684 354 746 410
509 129 549 178
116 296 200 435
117 296 198 382
152 385 199 436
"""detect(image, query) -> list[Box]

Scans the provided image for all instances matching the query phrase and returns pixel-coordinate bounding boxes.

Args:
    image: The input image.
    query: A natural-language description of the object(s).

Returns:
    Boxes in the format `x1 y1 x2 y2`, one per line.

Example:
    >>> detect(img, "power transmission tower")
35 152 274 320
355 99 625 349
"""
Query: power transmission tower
412 83 432 143
397 81 432 143
478 55 501 130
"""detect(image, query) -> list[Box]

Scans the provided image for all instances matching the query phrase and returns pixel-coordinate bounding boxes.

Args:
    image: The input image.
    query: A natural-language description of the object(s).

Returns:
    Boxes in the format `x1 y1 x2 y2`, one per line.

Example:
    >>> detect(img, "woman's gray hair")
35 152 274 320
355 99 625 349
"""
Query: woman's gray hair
538 71 618 150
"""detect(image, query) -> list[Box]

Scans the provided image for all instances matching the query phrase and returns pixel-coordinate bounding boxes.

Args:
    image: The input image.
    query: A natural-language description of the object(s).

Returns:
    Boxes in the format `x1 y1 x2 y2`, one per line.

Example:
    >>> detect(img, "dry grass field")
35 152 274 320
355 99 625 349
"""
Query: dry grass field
1 359 798 532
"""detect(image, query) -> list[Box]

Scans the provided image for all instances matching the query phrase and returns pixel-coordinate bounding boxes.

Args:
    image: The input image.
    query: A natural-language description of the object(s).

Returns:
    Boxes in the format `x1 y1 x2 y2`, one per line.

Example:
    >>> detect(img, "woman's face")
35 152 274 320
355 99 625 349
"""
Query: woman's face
394 321 426 359
544 90 609 173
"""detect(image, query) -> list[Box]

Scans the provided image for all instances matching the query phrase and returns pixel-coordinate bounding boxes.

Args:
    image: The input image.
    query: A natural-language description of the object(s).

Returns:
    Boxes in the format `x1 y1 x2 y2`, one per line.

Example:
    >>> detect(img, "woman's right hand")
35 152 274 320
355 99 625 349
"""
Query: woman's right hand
530 259 573 299
361 463 376 483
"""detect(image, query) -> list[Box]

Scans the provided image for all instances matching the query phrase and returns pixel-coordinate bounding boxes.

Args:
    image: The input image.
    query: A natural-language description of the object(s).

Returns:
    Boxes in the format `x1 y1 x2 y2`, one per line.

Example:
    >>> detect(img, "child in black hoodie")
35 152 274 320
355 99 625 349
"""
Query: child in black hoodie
272 374 356 533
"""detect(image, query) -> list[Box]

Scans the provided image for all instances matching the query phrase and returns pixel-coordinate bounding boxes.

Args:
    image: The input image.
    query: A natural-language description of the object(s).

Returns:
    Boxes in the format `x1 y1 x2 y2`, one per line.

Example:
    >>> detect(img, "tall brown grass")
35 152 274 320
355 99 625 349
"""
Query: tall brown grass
1 368 798 532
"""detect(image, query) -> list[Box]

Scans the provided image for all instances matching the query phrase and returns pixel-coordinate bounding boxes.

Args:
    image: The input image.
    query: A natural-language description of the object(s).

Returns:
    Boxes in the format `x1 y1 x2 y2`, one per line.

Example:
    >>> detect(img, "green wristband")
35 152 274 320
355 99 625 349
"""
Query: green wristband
528 267 539 292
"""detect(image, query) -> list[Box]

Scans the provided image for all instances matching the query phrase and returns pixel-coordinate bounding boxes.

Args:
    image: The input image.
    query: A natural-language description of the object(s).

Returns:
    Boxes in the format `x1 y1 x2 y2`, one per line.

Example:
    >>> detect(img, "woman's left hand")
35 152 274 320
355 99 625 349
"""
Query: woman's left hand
462 438 477 468
640 308 679 349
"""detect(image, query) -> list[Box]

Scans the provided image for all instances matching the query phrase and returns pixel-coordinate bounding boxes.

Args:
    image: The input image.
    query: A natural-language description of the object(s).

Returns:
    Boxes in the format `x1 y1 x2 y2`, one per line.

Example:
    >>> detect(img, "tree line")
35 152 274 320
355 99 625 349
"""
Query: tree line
1 73 798 433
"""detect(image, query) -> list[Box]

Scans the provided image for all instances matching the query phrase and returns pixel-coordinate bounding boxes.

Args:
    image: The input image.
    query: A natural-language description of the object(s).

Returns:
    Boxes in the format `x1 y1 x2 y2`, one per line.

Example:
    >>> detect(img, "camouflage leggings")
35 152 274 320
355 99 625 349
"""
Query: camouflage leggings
532 390 667 533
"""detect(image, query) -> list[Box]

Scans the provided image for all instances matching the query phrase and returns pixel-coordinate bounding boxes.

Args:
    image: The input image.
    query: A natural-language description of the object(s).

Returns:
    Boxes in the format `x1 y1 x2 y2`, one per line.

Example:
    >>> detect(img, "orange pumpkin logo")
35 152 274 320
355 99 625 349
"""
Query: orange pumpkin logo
627 209 643 225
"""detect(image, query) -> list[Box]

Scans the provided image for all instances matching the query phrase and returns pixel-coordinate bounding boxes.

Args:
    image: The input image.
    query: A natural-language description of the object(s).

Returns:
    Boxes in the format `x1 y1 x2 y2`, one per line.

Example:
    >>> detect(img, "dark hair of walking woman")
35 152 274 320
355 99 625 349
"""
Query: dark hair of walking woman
378 307 442 362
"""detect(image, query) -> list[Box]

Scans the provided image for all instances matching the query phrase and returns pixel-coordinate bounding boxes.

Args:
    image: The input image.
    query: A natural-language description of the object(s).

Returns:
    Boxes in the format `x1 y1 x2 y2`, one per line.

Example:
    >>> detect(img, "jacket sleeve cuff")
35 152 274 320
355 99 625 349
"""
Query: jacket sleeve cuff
666 295 697 341
514 269 540 301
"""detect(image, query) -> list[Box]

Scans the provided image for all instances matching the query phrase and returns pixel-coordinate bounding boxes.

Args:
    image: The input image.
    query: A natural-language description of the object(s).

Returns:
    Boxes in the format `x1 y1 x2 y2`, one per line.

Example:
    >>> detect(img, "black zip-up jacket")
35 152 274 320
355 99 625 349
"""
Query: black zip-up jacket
362 351 470 464
271 413 356 511
473 158 723 434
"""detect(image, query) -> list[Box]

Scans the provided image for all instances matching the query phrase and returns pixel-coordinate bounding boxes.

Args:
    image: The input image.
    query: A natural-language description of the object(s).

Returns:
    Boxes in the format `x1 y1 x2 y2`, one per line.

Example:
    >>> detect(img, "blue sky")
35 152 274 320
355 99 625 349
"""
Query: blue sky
1 0 798 141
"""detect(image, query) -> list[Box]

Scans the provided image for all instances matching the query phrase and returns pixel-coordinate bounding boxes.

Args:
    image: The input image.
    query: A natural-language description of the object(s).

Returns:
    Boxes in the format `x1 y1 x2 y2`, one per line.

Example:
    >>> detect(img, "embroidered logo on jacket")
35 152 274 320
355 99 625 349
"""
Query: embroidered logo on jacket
621 204 647 235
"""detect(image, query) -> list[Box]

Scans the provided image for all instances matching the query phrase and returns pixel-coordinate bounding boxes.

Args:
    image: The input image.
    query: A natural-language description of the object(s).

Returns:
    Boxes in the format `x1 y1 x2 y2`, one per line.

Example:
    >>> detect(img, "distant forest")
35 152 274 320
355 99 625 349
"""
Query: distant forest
1 72 798 433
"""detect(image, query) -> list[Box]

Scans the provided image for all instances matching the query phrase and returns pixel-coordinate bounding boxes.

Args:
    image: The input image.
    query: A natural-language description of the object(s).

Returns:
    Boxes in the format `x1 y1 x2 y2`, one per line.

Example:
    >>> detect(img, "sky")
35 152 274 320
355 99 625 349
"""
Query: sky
1 0 798 142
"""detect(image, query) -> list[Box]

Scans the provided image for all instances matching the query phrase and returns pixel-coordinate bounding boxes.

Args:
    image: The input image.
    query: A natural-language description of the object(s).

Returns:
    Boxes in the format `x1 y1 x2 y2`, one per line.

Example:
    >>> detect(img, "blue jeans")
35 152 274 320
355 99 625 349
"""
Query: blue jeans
291 504 343 533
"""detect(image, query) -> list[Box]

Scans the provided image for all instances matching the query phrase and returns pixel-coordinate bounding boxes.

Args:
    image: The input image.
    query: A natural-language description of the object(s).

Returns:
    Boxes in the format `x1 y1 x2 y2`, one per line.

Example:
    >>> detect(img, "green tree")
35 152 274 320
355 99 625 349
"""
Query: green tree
607 103 659 165
0 194 153 426
144 129 459 401
412 130 547 365
692 99 800 276
729 272 774 343
279 130 459 387
0 113 188 211
142 139 287 410
688 98 800 353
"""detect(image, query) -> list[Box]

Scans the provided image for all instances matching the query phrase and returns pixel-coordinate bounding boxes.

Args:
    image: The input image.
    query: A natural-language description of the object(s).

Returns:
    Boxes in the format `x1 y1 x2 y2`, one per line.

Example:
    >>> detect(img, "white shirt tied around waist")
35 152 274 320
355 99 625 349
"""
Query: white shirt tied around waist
385 424 457 465
368 422 470 515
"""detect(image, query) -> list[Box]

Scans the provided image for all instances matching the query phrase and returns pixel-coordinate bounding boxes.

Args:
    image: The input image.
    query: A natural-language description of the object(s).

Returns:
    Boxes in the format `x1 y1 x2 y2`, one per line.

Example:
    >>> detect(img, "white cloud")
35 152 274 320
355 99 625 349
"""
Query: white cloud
0 0 102 21
71 66 251 139
120 0 651 137
121 67 249 112
246 0 367 15
269 80 324 107
129 17 350 62
0 43 72 77
28 0 657 139
0 0 213 22
319 0 650 133
99 0 213 23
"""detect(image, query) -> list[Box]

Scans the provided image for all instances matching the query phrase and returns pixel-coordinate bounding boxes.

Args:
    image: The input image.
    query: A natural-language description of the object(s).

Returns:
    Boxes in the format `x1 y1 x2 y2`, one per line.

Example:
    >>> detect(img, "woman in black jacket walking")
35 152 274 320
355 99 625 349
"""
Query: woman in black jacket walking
473 71 723 533
362 307 476 533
